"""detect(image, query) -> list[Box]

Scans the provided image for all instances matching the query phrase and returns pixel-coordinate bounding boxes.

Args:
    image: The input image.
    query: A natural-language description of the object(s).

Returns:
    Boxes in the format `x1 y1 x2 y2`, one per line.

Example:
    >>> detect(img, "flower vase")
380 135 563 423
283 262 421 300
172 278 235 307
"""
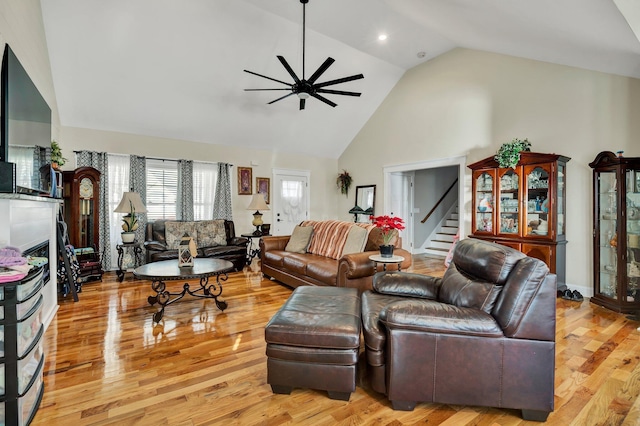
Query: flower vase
379 244 394 258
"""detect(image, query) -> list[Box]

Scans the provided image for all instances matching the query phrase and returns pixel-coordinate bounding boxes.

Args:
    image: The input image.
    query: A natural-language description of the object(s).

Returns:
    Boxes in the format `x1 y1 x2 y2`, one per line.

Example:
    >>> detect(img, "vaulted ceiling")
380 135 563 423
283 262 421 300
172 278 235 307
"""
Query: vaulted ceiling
41 0 640 159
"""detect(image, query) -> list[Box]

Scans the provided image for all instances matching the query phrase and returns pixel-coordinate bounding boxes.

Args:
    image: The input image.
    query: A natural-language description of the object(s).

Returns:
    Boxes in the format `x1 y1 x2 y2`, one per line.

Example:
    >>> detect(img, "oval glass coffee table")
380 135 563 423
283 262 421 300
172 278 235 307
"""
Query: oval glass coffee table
134 258 234 323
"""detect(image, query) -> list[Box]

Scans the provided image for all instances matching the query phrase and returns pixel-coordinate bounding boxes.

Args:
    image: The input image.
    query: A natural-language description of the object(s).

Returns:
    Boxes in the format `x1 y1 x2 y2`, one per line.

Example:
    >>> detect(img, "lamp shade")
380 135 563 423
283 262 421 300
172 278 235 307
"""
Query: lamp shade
247 193 270 211
348 205 364 215
114 192 147 213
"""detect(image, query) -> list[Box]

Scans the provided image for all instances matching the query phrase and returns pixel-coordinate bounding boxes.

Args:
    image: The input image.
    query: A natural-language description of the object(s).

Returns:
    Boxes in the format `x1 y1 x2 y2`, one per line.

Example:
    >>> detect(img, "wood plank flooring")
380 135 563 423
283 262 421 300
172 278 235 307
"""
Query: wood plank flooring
31 256 640 425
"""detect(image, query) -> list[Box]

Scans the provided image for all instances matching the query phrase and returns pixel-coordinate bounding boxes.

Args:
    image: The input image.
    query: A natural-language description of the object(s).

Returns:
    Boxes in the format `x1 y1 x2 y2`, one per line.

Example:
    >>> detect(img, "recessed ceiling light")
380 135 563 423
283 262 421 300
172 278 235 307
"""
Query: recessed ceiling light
378 34 388 41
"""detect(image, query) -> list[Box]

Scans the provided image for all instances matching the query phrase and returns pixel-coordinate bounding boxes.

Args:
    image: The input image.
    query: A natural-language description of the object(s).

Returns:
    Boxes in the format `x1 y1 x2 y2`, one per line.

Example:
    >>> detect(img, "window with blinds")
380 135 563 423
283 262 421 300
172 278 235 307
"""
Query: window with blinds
146 159 178 221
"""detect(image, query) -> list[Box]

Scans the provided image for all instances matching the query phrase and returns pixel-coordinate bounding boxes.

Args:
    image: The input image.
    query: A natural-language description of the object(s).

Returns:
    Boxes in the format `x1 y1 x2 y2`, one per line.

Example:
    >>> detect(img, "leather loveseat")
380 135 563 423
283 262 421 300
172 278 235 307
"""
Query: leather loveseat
144 219 248 271
260 220 412 292
361 238 556 421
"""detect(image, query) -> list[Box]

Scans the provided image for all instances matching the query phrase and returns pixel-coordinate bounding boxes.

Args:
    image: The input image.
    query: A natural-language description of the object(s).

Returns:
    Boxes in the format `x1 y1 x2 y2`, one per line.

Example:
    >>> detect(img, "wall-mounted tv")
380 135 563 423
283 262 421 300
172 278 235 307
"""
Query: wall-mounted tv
1 44 52 195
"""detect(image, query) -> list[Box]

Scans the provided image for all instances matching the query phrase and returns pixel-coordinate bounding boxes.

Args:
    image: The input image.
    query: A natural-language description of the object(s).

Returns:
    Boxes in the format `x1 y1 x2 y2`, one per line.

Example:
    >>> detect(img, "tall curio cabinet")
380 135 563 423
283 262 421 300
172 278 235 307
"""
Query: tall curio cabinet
589 151 640 314
469 152 570 289
62 167 101 249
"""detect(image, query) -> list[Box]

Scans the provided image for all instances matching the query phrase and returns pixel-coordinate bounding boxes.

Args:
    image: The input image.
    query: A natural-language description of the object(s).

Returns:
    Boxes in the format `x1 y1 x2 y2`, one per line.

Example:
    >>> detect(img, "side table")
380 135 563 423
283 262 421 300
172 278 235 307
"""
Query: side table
116 241 143 282
241 233 270 265
369 254 405 272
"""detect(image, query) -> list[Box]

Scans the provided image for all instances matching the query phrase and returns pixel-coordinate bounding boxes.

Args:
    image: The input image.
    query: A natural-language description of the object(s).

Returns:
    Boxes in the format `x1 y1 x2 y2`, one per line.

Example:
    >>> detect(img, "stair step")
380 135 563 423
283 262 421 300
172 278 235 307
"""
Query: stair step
445 219 459 227
440 226 458 234
450 213 459 220
424 247 448 257
436 233 456 242
430 240 453 250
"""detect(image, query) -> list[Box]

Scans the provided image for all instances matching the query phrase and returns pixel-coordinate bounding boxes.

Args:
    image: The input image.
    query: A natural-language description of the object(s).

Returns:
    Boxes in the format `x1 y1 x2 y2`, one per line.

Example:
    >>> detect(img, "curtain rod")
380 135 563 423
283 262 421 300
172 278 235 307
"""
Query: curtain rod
73 151 233 166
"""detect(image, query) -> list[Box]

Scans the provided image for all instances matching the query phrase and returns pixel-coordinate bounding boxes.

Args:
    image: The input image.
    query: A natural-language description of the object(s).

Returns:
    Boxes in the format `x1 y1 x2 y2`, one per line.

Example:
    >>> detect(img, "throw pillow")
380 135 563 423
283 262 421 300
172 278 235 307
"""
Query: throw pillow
285 225 313 253
196 220 227 247
165 222 198 250
342 225 368 255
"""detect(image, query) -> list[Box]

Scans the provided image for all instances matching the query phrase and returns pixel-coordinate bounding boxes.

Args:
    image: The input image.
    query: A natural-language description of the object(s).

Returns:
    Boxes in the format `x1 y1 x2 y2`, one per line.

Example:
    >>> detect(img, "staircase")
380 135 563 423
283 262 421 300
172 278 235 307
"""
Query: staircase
423 206 459 257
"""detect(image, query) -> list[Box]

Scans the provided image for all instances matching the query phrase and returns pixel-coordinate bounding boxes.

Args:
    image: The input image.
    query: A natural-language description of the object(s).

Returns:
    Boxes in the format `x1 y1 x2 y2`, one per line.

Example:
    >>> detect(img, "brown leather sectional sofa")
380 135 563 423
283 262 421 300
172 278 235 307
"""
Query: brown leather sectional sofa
260 227 412 292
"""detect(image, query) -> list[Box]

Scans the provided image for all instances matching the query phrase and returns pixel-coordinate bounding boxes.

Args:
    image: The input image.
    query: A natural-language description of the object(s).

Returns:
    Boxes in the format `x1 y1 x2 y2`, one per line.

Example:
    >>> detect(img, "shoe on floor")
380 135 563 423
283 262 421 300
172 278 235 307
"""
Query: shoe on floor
571 290 584 302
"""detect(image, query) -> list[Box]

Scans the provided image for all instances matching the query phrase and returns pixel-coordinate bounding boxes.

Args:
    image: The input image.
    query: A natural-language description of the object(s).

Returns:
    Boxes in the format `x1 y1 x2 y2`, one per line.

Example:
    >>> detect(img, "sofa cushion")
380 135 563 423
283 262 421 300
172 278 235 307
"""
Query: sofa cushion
303 220 354 260
264 250 286 267
195 219 227 247
285 225 313 253
306 257 339 285
201 245 245 257
342 225 368 255
438 263 503 313
283 253 310 275
165 222 198 250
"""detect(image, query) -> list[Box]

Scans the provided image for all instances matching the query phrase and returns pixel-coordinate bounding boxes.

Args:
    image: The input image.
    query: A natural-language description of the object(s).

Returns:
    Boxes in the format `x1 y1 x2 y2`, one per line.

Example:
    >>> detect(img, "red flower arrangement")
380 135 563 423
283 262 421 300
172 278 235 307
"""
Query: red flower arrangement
370 215 405 246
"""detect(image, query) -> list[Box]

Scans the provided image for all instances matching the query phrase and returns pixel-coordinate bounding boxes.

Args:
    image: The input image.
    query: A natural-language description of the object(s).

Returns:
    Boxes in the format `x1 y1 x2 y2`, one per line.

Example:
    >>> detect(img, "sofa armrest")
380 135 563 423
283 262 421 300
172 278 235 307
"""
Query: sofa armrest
373 271 441 299
229 236 249 247
380 299 503 337
144 240 168 251
260 235 290 252
340 249 412 280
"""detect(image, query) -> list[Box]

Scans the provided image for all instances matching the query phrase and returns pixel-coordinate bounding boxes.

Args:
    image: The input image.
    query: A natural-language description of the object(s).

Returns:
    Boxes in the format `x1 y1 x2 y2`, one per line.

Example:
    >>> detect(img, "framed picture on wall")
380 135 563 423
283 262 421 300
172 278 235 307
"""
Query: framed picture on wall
238 167 252 195
257 177 270 204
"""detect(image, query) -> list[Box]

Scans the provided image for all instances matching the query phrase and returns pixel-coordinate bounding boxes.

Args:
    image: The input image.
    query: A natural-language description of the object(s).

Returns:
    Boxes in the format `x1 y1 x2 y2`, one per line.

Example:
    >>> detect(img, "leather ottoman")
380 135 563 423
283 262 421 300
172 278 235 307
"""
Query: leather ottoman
265 286 361 401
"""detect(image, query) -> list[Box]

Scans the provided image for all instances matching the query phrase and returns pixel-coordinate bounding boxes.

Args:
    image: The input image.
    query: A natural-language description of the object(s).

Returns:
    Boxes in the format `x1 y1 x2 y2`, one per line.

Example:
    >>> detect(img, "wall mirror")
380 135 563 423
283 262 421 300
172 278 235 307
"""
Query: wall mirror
352 185 376 222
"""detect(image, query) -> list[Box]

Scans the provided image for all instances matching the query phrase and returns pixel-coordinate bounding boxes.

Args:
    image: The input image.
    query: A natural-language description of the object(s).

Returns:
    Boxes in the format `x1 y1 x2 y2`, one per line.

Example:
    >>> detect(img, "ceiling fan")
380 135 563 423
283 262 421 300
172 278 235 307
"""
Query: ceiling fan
243 0 364 110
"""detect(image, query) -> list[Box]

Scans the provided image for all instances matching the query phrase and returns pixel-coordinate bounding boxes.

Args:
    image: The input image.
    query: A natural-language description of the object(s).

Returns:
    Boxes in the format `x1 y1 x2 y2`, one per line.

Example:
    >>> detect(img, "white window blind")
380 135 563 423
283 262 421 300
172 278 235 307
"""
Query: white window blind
146 159 178 221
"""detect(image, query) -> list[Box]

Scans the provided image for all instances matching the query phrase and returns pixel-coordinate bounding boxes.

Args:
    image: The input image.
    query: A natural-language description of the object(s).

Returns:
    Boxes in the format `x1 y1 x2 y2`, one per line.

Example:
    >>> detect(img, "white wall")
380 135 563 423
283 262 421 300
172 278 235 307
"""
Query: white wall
0 0 60 136
339 48 640 295
59 126 338 236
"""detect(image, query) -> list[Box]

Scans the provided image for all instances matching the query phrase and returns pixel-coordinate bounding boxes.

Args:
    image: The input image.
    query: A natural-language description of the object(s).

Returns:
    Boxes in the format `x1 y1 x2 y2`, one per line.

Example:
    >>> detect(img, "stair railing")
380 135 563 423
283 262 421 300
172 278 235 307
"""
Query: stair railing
420 178 458 224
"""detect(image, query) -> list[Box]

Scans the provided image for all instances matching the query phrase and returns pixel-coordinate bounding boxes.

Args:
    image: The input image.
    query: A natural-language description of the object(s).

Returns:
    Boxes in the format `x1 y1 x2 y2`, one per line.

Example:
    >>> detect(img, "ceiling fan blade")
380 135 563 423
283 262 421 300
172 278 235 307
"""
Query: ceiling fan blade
311 93 337 108
300 98 306 110
268 92 295 105
244 88 292 91
244 69 292 87
277 56 301 83
307 57 335 84
315 73 364 89
316 88 361 97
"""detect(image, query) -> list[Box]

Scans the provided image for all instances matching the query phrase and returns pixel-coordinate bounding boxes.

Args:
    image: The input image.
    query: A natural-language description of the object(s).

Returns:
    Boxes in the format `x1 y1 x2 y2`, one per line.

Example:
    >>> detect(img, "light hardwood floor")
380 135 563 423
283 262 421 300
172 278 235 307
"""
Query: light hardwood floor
31 256 640 425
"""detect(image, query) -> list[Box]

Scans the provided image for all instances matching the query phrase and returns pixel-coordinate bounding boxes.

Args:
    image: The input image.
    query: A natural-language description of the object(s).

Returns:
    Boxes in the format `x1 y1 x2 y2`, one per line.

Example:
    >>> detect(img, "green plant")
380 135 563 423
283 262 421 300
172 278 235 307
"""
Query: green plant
494 138 531 168
50 140 68 167
121 202 139 232
336 170 352 196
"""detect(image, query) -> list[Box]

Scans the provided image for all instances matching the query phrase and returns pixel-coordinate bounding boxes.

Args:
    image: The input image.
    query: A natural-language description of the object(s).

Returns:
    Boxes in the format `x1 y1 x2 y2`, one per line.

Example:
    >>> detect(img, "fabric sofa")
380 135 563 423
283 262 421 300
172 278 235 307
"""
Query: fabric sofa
260 220 412 292
144 219 248 271
361 238 556 421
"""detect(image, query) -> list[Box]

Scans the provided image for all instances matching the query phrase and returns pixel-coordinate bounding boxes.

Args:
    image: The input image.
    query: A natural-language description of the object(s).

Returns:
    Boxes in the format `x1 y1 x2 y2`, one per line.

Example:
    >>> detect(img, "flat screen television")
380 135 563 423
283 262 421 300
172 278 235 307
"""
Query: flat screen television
1 44 52 195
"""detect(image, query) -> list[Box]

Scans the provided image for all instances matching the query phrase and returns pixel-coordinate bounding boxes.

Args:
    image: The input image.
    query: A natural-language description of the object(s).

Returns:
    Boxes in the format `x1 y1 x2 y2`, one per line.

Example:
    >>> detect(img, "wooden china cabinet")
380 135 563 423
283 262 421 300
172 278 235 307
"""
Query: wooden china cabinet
62 167 101 249
589 151 640 314
468 152 570 289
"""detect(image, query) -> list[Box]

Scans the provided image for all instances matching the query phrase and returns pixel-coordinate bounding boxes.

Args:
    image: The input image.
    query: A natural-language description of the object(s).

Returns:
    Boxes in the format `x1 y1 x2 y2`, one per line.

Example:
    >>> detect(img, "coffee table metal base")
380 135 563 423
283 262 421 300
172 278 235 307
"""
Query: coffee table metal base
147 273 228 323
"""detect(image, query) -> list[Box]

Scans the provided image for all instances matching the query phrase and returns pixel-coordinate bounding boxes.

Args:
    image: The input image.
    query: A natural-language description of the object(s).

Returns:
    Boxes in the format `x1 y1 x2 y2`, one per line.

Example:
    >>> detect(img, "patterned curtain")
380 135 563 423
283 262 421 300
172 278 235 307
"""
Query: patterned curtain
129 155 147 264
177 159 194 221
76 151 112 270
213 162 233 220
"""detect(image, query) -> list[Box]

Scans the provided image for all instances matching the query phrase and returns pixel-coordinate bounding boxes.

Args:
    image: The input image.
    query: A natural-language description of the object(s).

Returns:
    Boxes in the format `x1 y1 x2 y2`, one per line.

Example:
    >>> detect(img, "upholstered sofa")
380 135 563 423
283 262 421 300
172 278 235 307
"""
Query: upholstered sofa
144 219 248 271
361 238 556 421
260 220 412 292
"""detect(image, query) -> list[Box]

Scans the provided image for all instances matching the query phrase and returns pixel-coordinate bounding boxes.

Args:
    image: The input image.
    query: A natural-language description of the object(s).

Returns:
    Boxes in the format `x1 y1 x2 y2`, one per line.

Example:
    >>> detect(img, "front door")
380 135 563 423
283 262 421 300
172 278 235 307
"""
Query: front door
272 170 309 236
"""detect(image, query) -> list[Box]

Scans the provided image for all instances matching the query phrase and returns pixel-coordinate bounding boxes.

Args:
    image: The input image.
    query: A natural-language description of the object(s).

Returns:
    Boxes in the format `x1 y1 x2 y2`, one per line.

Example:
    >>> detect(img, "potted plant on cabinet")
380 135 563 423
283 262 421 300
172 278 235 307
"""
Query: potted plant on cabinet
50 140 67 170
494 138 531 169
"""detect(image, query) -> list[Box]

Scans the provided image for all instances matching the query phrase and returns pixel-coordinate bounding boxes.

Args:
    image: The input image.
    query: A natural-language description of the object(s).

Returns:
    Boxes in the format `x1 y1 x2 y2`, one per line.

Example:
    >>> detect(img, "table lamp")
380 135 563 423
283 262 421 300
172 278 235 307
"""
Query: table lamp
115 191 147 243
247 193 270 235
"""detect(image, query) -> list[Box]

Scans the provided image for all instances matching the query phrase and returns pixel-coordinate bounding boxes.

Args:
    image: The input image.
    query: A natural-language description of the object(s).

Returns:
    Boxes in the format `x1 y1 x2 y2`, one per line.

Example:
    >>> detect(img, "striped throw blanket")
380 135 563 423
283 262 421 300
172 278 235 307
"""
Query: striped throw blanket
302 220 356 260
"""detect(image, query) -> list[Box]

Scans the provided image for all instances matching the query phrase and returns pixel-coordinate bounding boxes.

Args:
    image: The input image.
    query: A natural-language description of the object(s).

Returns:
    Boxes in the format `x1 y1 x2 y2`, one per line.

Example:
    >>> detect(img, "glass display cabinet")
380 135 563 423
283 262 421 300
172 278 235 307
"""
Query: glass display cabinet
590 151 640 314
469 152 570 289
63 167 101 249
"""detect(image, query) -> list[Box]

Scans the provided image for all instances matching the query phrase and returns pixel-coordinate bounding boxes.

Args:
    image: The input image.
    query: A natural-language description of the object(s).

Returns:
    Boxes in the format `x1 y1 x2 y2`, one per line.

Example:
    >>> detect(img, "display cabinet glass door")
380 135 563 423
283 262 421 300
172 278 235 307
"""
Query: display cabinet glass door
596 171 618 300
627 169 640 300
498 169 519 235
557 163 566 236
474 171 494 234
523 165 551 238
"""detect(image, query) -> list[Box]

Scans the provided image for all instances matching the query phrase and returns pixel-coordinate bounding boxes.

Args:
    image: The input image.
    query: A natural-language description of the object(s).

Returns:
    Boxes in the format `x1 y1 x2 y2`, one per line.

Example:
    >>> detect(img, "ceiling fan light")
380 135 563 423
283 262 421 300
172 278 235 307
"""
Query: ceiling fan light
297 92 310 99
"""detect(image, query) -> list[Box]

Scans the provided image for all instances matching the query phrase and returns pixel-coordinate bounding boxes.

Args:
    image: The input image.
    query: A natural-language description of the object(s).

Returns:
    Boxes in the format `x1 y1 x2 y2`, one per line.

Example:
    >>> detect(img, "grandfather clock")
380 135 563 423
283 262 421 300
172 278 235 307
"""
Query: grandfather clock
63 167 101 249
